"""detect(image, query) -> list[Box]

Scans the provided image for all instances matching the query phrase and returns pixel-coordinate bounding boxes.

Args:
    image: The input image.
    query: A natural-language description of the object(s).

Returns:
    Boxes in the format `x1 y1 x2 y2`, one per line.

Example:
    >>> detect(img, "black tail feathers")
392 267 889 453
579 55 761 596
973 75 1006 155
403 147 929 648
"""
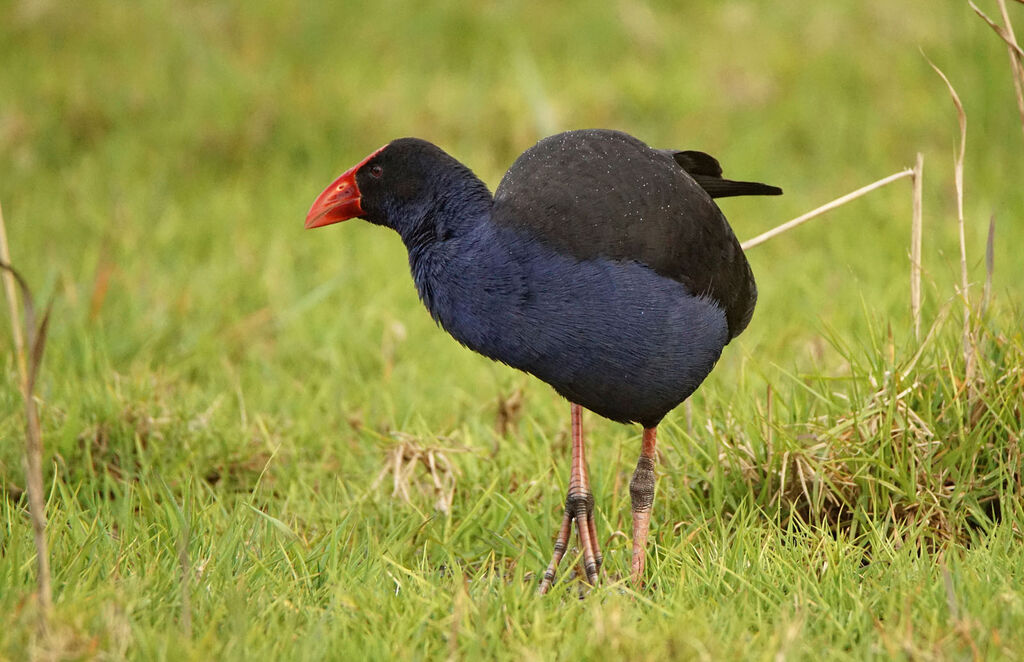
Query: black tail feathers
668 149 783 199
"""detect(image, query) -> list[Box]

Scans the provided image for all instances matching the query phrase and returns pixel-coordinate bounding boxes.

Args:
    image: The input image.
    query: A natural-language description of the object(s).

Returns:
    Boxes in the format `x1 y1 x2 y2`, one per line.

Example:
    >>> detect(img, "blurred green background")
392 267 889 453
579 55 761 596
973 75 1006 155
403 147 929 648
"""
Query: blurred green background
3 0 1019 370
2 0 1023 658
3 0 1020 437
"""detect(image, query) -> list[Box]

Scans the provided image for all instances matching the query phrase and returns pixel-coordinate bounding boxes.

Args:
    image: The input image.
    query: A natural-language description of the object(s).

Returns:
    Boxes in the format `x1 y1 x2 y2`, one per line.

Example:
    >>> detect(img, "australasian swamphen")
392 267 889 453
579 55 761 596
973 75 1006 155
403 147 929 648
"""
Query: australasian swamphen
305 129 782 592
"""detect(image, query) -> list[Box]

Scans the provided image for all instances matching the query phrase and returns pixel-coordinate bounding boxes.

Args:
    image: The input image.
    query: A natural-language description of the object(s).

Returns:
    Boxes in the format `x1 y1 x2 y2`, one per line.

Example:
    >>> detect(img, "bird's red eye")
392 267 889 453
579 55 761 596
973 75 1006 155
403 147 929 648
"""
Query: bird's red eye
369 164 383 178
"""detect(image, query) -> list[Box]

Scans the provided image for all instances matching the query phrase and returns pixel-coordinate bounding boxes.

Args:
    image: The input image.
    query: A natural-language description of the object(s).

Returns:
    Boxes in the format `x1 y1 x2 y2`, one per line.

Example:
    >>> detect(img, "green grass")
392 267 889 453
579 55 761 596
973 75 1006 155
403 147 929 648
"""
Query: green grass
2 0 1023 659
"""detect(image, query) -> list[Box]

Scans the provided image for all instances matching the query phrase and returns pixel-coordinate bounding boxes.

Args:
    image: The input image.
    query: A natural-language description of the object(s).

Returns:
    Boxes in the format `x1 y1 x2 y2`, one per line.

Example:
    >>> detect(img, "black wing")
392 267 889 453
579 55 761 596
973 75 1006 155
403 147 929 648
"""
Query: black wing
492 129 780 340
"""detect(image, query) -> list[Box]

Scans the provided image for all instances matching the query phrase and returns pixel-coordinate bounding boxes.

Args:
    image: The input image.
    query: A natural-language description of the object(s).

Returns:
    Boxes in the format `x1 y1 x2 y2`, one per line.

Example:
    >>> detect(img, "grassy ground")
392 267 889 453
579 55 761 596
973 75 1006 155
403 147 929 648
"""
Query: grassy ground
2 0 1023 659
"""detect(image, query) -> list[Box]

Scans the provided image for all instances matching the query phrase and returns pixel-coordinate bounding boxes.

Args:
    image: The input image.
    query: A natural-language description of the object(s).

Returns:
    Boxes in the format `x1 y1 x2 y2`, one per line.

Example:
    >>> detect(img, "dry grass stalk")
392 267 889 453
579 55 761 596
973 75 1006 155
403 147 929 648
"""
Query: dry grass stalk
0 202 27 382
971 1 1024 58
370 434 468 513
0 202 54 627
998 0 1024 136
971 0 1024 137
741 169 914 251
926 57 975 386
911 152 924 340
983 215 995 315
380 320 407 382
495 388 524 437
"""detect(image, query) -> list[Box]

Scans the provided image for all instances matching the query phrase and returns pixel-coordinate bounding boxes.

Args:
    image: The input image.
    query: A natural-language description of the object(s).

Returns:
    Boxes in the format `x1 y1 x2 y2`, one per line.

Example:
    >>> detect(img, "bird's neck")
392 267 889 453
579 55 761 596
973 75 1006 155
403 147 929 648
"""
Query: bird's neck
399 174 495 321
394 169 493 254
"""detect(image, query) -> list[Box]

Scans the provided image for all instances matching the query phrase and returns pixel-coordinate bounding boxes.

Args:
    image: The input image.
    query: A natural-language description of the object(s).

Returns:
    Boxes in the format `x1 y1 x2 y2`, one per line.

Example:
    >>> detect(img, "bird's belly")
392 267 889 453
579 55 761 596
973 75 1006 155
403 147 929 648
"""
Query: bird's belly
446 254 730 427
519 294 727 426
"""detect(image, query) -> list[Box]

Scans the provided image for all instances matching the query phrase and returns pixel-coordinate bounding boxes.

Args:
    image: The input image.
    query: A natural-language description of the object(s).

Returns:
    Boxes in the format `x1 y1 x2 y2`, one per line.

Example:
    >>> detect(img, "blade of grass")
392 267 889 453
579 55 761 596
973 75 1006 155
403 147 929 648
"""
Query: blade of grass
247 504 301 542
983 215 995 315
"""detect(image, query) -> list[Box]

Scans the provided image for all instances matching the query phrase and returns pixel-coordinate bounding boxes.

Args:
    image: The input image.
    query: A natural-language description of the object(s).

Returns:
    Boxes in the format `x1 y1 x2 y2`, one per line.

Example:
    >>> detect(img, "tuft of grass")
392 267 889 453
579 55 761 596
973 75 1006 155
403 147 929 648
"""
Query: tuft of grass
706 306 1023 550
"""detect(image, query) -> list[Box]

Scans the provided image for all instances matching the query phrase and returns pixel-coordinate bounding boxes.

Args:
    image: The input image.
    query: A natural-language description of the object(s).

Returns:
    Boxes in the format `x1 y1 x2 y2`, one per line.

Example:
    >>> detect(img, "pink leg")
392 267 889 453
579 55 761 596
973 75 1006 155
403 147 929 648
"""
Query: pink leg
629 426 658 585
539 403 602 593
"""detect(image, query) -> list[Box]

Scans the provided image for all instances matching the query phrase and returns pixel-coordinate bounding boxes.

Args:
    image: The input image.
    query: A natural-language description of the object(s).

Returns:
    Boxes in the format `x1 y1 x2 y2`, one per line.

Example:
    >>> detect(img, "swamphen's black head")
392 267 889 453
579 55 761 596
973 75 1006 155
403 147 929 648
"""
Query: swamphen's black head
306 138 491 244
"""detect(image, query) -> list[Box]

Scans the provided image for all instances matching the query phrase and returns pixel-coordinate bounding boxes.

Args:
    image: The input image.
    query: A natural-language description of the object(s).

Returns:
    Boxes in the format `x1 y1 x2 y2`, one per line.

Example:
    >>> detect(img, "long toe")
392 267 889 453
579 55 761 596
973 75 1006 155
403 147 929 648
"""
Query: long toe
539 509 573 594
573 505 600 586
586 507 603 574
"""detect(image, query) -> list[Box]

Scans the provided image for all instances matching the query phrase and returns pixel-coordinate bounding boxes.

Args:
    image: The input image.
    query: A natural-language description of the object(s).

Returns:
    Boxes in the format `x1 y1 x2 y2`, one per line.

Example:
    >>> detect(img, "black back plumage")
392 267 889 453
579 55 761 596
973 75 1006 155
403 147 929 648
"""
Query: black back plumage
491 129 780 340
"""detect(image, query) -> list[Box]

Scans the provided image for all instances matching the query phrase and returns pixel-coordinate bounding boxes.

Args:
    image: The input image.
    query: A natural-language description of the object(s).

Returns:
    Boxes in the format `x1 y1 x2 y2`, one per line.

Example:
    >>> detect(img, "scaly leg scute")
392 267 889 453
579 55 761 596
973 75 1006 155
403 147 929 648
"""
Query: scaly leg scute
629 426 658 585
